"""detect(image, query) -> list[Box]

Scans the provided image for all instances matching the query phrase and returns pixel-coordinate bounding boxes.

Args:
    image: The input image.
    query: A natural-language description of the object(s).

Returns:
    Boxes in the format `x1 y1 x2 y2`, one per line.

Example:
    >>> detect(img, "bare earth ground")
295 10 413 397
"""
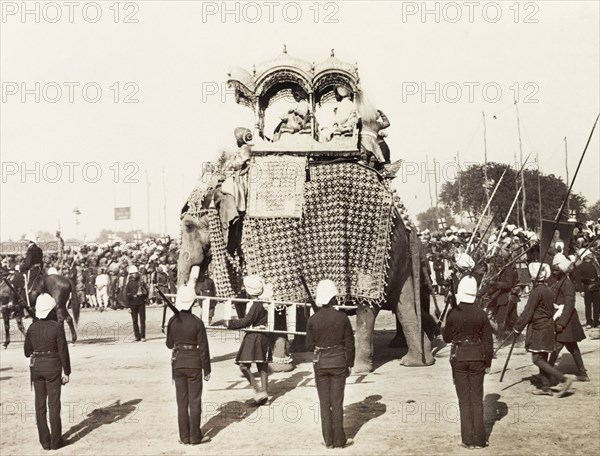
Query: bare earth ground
1 296 599 456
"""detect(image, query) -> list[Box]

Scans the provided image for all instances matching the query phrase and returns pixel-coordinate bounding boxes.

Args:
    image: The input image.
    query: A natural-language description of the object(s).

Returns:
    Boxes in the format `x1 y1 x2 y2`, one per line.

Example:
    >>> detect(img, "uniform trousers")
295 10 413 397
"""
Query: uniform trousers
583 289 600 327
314 367 347 447
173 368 204 444
532 352 566 390
452 360 486 447
32 370 63 450
130 303 146 340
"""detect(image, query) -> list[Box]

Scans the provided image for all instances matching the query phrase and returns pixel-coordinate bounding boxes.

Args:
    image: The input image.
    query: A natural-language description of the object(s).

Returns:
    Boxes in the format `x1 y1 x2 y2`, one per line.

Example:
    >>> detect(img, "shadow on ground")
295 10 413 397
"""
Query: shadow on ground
62 399 142 445
344 395 386 439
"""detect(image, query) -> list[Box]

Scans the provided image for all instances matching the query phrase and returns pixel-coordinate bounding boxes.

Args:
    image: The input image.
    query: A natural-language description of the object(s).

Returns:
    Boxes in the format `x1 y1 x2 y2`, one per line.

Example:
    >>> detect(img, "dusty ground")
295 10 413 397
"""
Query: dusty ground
1 296 599 456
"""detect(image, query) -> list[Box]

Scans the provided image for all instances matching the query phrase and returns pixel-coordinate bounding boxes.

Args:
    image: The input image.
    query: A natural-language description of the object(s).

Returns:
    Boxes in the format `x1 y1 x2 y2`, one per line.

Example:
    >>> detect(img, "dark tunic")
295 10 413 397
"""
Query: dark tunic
228 301 272 364
166 311 211 375
443 303 493 366
21 243 44 273
24 319 71 375
550 276 585 343
514 283 555 352
306 306 355 369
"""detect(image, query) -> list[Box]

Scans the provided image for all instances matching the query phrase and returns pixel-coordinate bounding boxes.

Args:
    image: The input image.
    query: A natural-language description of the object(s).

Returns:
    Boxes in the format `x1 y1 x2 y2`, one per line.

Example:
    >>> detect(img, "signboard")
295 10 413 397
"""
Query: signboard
114 207 131 221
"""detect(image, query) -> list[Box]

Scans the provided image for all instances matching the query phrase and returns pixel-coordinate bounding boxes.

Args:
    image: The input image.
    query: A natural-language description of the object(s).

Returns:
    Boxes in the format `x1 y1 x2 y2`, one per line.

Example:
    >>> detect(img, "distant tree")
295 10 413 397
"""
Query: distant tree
416 207 456 232
439 162 586 230
586 199 600 221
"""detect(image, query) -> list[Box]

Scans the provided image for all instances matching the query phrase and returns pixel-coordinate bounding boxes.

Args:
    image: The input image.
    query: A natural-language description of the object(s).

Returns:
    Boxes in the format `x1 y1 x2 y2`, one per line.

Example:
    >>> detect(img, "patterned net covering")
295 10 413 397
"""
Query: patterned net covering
244 162 393 305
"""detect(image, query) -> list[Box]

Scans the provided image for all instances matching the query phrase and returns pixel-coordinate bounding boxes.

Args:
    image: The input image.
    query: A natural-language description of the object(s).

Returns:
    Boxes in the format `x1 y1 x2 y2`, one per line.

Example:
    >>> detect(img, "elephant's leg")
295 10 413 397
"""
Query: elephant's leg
354 304 380 373
290 307 309 352
388 314 407 348
397 277 434 366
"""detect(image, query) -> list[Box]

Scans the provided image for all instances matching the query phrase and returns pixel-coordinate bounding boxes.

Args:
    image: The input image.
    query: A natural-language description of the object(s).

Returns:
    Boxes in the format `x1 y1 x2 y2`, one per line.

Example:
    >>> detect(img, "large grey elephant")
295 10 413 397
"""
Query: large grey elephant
177 171 434 373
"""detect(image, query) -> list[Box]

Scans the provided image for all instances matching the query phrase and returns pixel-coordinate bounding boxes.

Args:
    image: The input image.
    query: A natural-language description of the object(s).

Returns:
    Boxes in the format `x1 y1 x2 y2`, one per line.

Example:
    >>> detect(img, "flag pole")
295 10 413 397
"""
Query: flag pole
515 101 527 229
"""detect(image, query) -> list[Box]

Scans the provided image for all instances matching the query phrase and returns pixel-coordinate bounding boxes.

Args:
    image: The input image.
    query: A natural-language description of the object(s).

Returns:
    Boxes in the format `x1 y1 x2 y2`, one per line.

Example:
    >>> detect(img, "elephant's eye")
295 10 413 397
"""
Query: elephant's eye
184 221 197 232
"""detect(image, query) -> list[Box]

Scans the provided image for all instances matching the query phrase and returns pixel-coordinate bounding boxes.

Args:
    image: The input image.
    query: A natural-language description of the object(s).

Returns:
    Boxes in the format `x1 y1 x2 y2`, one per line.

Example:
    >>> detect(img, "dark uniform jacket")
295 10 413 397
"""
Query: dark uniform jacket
21 243 43 273
576 261 600 291
166 311 211 375
126 277 147 306
306 305 355 369
443 303 493 367
549 276 585 343
489 266 518 308
24 319 71 375
514 283 555 352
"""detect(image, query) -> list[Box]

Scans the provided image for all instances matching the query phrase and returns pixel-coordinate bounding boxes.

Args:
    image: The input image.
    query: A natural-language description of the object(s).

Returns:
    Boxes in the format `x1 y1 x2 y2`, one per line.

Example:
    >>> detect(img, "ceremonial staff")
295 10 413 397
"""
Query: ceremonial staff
157 288 180 333
465 168 508 251
500 113 600 382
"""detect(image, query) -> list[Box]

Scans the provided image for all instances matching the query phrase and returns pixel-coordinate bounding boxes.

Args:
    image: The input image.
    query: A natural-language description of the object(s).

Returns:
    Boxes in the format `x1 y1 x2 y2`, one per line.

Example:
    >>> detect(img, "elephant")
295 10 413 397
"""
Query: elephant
177 168 434 373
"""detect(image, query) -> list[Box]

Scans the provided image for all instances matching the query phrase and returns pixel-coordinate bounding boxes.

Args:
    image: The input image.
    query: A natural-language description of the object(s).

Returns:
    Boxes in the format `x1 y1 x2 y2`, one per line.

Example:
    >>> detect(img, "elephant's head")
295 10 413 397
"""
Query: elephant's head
177 213 211 287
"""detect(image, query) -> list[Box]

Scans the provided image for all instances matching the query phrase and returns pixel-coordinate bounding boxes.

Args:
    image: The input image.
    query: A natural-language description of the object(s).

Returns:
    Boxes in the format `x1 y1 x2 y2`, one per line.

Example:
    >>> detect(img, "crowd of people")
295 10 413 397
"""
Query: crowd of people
416 220 600 334
1 234 181 313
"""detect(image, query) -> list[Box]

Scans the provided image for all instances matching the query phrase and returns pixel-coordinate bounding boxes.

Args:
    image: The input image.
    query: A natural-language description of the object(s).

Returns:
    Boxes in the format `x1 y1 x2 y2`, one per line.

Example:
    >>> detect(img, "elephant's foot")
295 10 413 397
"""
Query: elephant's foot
400 336 435 366
270 361 295 373
352 359 373 374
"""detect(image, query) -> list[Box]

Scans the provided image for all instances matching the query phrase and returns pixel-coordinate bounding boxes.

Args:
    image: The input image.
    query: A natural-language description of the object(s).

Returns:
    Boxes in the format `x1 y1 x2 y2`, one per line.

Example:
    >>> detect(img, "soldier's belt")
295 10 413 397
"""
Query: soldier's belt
174 344 199 350
315 344 343 351
32 351 59 357
452 339 482 346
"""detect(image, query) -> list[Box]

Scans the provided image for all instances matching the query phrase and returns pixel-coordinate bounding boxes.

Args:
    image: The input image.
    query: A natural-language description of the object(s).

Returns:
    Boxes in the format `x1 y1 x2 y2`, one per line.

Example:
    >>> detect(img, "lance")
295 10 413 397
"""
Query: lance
501 113 599 382
478 240 539 300
488 186 522 257
466 168 508 251
472 212 498 255
157 288 180 333
1 275 36 320
421 263 442 318
298 273 319 314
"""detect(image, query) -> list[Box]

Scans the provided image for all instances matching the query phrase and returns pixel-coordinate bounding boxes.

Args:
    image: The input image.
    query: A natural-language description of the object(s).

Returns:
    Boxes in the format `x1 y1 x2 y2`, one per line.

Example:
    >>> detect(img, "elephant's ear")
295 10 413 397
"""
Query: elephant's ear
180 201 190 215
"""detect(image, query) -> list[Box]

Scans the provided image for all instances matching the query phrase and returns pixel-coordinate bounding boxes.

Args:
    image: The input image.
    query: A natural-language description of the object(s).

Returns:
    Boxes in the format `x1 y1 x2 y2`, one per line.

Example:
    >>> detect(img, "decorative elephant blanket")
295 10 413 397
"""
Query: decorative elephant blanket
203 161 395 306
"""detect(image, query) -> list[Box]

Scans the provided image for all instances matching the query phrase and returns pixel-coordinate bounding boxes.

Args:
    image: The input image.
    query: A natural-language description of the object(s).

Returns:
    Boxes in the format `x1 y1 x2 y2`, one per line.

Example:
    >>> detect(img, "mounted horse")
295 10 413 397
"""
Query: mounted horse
1 261 80 345
176 49 434 373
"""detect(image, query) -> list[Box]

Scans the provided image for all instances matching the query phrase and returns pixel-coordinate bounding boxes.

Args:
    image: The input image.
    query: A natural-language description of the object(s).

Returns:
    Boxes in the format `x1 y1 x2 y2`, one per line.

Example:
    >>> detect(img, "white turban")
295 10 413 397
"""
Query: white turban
244 275 265 297
455 253 475 271
552 253 573 273
529 262 550 281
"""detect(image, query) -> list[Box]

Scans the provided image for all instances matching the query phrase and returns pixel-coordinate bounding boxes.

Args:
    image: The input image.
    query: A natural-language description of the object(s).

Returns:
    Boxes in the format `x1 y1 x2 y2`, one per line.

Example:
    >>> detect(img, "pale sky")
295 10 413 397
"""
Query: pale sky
1 0 599 241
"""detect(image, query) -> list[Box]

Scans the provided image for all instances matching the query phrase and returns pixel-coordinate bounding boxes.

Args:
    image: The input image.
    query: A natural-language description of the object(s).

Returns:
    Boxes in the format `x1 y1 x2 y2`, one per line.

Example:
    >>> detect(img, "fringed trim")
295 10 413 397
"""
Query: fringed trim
272 356 293 364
